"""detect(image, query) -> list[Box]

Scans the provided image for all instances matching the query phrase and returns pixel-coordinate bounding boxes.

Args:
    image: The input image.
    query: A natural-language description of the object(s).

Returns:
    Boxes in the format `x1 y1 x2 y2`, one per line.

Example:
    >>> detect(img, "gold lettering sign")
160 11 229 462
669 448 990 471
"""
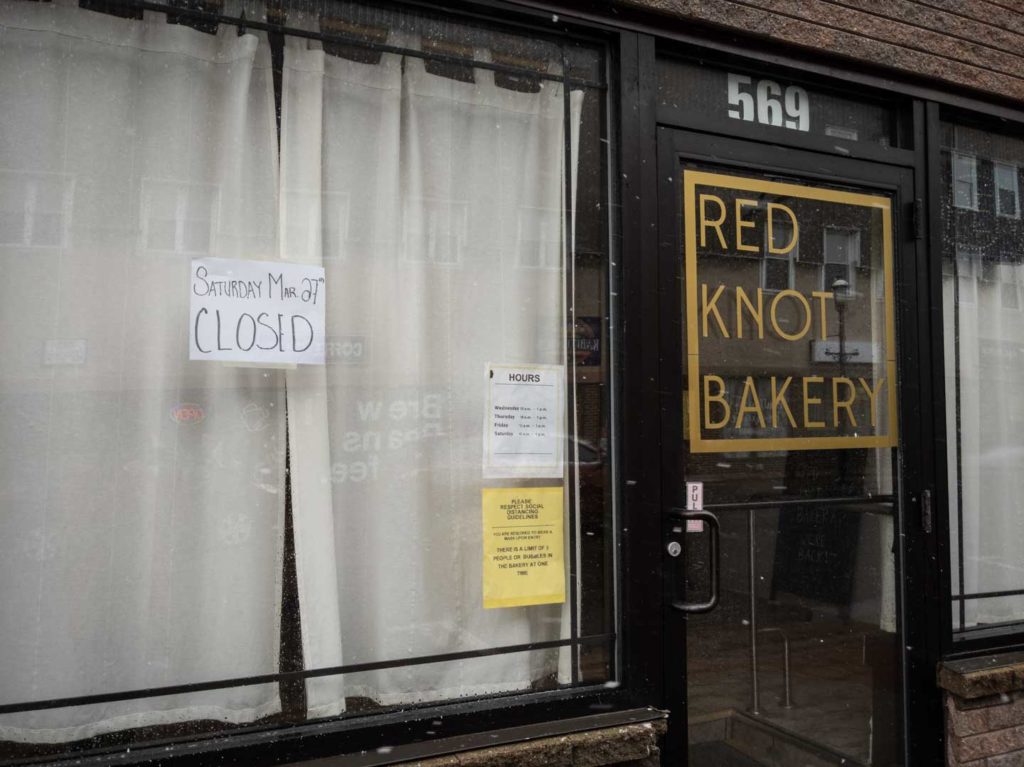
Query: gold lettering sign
684 171 898 453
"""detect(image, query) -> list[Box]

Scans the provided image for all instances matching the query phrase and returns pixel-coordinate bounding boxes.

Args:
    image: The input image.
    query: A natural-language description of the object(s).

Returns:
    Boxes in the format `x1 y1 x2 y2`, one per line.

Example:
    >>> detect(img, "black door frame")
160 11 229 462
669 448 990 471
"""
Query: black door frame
644 124 936 764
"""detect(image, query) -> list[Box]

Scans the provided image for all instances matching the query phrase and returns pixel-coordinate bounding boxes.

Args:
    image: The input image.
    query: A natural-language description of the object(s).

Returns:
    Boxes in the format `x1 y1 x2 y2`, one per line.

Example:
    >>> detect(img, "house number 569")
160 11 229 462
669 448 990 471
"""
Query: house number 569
727 73 809 132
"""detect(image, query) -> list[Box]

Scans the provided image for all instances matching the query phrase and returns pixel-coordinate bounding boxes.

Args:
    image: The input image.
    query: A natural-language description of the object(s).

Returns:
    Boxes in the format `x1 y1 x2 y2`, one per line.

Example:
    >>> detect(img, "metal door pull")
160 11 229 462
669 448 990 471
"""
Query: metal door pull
666 509 720 613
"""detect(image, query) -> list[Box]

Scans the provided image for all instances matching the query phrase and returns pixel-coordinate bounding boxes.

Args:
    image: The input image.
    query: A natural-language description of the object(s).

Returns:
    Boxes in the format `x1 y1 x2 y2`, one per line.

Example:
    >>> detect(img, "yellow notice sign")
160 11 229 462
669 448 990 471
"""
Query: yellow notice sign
482 487 565 609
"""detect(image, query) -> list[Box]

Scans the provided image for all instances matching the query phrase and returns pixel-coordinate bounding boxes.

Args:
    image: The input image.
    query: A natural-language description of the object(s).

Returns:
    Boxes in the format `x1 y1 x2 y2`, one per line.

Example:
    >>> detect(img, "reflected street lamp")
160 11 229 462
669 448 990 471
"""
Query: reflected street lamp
831 277 852 377
832 277 852 487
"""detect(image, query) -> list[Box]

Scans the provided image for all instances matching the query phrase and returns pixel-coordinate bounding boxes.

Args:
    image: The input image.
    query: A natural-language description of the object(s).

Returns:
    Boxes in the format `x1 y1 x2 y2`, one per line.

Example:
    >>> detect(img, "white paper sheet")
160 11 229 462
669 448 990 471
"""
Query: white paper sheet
483 363 564 478
189 257 326 365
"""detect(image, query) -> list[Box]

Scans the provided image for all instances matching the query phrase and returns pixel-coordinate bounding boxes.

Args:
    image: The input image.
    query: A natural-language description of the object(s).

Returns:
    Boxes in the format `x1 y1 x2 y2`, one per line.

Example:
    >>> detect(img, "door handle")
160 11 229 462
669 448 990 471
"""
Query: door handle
666 509 720 613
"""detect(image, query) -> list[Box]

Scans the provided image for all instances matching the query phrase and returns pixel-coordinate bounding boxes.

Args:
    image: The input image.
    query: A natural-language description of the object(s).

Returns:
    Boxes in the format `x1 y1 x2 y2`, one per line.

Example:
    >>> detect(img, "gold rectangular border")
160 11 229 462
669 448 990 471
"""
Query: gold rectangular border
684 171 899 454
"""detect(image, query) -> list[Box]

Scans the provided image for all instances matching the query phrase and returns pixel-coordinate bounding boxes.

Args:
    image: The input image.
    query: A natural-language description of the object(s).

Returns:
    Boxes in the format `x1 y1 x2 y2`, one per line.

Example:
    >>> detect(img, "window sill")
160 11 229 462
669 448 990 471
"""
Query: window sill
288 712 669 767
939 650 1024 700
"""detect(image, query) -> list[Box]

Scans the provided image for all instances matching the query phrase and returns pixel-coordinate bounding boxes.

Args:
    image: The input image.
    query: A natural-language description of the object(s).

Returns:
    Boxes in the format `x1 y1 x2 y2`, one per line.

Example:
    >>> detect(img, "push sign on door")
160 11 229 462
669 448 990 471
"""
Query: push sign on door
685 482 704 532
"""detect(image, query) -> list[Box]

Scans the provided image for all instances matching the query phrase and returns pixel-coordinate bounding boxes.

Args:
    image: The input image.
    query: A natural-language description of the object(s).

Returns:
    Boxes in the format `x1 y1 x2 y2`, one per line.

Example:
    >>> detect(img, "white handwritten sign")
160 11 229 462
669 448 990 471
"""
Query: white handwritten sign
189 257 326 365
483 363 564 479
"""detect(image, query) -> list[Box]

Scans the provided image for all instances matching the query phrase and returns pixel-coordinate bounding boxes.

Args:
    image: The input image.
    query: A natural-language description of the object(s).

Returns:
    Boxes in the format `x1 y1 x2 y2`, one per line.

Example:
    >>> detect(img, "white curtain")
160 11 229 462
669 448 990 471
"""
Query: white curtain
0 0 285 741
282 36 583 710
945 256 1024 626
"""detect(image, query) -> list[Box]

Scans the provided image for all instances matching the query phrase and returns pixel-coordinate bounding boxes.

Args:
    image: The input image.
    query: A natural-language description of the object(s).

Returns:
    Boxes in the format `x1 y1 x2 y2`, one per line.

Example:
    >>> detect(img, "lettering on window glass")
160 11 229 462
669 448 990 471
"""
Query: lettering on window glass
330 391 445 486
325 334 369 366
726 73 809 132
825 125 859 141
683 171 897 452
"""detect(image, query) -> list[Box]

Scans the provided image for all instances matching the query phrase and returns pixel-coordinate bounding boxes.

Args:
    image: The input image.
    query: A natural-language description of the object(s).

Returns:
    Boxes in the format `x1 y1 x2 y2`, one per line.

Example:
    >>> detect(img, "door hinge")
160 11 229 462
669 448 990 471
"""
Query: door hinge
921 488 933 534
910 198 924 241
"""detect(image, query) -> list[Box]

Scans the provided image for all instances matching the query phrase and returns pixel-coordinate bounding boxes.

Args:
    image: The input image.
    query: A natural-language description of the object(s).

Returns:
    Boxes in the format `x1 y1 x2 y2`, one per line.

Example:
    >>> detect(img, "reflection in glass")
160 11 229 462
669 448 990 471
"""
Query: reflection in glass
995 162 1020 218
952 151 979 210
681 169 901 766
0 0 614 759
942 123 1024 637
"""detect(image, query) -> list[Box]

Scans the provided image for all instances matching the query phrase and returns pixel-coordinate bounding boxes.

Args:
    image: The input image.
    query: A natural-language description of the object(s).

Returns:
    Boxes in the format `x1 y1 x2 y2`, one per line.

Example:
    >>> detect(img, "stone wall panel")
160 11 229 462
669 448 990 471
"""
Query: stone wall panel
616 0 1024 102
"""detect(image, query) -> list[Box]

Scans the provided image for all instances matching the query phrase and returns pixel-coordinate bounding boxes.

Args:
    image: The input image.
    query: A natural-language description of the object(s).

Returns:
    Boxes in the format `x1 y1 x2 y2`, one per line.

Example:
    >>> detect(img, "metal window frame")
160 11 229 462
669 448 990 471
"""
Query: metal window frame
652 118 926 763
5 1 1024 765
928 104 1024 661
0 4 650 767
550 1 1024 760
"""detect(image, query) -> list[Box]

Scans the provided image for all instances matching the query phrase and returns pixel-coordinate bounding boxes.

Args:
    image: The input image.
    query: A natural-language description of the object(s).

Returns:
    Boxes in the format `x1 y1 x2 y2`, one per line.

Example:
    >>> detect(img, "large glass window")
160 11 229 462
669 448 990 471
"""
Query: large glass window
679 168 902 765
942 122 1024 639
0 0 614 759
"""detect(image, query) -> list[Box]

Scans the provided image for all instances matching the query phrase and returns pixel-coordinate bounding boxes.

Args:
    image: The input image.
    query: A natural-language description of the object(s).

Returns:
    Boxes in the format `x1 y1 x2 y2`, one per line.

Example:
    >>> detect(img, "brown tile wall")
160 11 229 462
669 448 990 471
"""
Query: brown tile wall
412 721 665 767
299 721 667 767
615 0 1024 102
947 690 1024 766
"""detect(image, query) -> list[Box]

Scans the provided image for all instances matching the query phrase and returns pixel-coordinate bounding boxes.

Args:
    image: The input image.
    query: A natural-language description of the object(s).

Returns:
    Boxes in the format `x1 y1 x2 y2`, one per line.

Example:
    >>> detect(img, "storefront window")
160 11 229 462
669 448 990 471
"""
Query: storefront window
942 123 1024 638
0 0 613 758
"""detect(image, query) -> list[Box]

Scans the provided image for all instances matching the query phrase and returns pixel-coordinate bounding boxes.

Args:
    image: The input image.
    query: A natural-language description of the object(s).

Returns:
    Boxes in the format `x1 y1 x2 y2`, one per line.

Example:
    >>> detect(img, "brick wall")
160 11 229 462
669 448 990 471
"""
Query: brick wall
412 721 665 767
940 653 1024 766
294 720 667 767
616 0 1024 103
945 691 1024 766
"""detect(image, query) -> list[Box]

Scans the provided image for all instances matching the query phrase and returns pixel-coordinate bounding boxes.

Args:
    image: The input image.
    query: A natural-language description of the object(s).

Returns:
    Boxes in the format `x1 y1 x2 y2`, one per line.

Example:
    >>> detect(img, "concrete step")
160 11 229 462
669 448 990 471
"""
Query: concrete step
725 712 867 767
689 740 765 767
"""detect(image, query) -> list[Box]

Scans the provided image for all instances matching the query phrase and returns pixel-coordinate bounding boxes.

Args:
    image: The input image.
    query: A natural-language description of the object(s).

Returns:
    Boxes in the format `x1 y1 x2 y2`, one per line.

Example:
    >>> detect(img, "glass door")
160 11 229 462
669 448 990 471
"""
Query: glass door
657 129 918 767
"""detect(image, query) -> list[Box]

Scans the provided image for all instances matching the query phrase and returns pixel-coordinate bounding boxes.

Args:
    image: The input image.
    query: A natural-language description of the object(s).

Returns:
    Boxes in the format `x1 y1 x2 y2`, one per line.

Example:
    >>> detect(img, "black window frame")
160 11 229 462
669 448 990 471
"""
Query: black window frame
647 38 932 764
631 13 1024 762
5 2 1024 766
927 104 1024 661
0 3 662 766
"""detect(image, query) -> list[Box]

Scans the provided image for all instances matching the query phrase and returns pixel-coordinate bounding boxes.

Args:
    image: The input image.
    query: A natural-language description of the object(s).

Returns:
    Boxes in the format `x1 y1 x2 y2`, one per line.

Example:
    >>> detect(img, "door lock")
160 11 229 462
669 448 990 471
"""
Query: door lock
666 509 721 613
